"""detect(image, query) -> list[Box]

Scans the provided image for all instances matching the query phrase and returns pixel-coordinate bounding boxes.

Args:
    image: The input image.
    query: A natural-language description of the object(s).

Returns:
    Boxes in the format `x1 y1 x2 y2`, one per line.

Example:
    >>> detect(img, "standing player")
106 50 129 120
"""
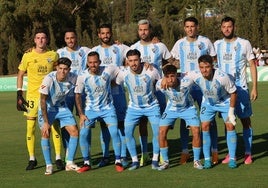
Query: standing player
171 17 219 165
91 24 129 167
16 28 63 170
38 57 80 175
214 16 257 164
183 54 238 169
130 19 173 166
75 51 124 173
156 64 203 170
57 28 91 154
116 49 161 170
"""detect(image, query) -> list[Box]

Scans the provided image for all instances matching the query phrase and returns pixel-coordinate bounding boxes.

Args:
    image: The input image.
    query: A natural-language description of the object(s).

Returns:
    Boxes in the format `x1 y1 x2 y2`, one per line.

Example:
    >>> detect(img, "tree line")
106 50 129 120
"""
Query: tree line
0 0 267 75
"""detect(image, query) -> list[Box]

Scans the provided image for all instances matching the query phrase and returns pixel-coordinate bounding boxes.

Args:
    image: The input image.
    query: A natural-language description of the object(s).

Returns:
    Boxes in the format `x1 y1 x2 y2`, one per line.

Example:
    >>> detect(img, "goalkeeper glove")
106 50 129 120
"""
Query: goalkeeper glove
17 90 29 112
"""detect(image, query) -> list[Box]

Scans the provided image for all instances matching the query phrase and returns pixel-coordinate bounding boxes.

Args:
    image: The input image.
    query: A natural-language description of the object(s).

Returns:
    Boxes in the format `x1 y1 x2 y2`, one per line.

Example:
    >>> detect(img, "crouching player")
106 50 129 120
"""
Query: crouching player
38 57 80 175
157 64 203 170
183 54 237 169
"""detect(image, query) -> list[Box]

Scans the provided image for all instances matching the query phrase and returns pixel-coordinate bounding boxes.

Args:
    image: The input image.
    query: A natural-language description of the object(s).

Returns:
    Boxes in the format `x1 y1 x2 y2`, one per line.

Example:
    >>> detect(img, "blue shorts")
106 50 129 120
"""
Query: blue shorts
235 86 252 118
38 107 76 129
112 93 127 121
84 107 118 128
125 105 161 126
159 106 200 128
200 102 229 123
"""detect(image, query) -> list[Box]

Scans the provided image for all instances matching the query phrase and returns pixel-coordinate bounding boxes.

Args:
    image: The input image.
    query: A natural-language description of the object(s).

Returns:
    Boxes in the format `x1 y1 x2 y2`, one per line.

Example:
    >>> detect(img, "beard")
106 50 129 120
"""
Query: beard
222 31 234 39
101 37 111 44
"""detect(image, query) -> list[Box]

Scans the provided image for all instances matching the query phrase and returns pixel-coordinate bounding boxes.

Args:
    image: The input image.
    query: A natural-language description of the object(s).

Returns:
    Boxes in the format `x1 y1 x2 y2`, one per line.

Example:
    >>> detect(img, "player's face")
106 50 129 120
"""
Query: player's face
127 55 141 73
98 28 112 44
56 64 70 82
34 33 48 50
64 32 77 50
87 55 101 74
165 73 177 88
221 21 235 39
184 21 198 38
199 61 213 80
138 24 151 42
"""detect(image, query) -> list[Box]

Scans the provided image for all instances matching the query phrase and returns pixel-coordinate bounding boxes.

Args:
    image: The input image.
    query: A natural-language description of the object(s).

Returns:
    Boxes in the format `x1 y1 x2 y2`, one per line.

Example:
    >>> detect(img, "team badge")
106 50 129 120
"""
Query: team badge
47 58 52 63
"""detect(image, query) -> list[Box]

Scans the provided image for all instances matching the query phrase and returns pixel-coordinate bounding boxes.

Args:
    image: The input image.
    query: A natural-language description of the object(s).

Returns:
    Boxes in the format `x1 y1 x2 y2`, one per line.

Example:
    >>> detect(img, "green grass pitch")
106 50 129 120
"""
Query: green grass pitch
0 82 268 188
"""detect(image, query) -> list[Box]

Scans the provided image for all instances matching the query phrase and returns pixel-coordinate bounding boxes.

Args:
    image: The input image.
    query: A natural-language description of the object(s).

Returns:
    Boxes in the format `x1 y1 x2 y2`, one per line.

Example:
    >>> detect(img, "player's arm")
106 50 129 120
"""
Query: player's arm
248 59 258 101
162 57 180 69
40 93 50 138
75 93 88 128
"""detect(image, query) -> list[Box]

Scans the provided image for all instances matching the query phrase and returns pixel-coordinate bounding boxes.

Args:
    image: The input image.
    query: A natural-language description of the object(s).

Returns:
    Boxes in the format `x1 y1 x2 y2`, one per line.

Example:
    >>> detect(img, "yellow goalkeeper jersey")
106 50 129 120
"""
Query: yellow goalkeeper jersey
18 49 58 98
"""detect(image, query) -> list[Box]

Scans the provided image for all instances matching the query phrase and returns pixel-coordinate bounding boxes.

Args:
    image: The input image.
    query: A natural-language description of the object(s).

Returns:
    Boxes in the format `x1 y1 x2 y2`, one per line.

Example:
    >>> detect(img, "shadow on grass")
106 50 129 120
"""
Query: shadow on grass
73 131 268 169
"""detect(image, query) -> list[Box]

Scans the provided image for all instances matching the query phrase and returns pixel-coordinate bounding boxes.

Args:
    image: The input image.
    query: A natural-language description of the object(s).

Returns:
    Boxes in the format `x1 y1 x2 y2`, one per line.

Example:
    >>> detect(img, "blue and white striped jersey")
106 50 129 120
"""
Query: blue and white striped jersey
57 46 91 75
171 35 216 74
130 41 172 75
74 65 119 111
91 44 129 95
39 71 77 109
116 65 160 109
214 37 255 88
91 44 129 67
182 69 236 105
155 78 194 111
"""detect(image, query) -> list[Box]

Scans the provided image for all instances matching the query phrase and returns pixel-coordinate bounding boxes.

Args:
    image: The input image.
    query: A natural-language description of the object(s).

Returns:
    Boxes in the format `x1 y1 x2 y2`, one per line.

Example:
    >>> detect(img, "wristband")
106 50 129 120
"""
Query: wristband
228 107 235 114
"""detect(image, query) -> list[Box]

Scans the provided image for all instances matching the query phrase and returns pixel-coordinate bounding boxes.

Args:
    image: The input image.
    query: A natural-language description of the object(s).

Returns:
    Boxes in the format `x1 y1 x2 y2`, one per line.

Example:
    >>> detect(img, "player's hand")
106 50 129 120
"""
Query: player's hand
17 90 29 112
41 122 51 137
161 77 168 90
143 62 154 71
250 89 258 101
227 107 236 125
79 114 89 128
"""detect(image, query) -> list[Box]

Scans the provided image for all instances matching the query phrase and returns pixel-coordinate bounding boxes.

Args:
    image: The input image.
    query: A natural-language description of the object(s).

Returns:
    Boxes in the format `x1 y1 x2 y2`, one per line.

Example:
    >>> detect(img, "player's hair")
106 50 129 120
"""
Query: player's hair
138 19 152 29
88 51 100 59
221 16 235 26
98 23 112 33
63 28 77 36
198 54 213 65
184 17 198 25
162 64 177 76
57 57 72 68
126 49 141 58
34 27 49 38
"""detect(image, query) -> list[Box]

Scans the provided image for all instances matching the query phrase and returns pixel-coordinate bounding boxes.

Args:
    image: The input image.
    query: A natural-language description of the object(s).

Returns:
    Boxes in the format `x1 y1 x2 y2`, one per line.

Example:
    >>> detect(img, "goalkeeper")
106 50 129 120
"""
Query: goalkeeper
180 54 238 169
16 28 63 171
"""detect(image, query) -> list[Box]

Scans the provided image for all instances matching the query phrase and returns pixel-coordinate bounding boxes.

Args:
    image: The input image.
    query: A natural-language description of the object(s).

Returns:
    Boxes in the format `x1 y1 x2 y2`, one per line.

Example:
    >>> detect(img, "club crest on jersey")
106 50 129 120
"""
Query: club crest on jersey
113 49 117 54
151 48 156 53
198 43 204 50
47 58 53 63
79 51 83 57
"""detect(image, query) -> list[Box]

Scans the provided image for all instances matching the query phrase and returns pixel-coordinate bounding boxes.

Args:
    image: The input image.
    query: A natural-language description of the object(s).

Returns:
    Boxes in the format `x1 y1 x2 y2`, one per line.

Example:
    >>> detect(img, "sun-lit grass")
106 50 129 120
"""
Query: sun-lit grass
0 82 268 188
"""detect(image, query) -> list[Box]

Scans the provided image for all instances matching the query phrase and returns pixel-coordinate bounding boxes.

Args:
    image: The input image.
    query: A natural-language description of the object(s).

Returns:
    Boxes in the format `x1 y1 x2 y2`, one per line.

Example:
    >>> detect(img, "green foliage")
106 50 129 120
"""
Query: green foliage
7 35 19 74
